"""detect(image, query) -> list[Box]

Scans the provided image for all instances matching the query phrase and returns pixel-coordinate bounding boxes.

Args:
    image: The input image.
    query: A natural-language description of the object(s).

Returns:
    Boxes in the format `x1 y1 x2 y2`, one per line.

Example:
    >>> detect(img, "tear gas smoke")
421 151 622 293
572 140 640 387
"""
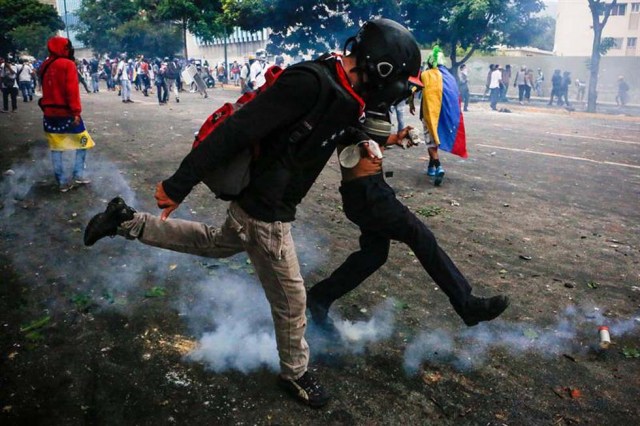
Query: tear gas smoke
404 305 640 373
3 150 638 377
182 275 280 372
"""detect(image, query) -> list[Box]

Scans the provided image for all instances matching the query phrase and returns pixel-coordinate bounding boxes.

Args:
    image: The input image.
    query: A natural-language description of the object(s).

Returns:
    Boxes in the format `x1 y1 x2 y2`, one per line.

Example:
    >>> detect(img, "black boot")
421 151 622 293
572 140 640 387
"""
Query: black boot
84 197 135 246
454 295 510 326
307 292 340 337
307 293 330 326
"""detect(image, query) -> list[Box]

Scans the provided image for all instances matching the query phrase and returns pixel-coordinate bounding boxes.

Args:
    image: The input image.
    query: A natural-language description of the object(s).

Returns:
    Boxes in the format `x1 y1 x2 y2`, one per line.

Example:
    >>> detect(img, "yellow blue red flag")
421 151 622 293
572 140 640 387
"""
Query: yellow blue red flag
421 65 467 158
43 116 95 151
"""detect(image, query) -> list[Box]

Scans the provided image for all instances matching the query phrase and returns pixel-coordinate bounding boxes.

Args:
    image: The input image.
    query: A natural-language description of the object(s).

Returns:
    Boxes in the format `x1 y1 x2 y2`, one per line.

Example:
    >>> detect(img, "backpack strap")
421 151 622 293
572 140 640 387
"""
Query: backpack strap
285 61 338 145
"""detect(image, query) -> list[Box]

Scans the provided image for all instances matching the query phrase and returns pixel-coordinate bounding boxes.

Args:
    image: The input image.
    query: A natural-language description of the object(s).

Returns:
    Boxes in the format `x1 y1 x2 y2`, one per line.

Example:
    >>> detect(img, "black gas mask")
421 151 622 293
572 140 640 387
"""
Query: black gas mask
361 108 393 147
362 78 411 113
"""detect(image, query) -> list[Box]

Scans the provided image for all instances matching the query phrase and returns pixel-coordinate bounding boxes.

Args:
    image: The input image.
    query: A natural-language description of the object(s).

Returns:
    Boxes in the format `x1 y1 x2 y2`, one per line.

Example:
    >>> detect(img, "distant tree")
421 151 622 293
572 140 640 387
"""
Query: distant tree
225 0 547 73
586 0 618 113
528 16 555 52
75 0 140 57
157 0 228 59
223 0 399 56
404 0 547 77
0 0 64 57
115 20 183 59
8 23 56 59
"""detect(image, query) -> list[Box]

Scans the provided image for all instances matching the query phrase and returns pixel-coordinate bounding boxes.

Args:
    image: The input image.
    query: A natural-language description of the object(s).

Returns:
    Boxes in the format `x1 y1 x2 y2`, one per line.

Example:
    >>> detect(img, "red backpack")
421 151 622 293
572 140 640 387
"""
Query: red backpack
191 59 339 200
191 65 283 199
192 65 283 149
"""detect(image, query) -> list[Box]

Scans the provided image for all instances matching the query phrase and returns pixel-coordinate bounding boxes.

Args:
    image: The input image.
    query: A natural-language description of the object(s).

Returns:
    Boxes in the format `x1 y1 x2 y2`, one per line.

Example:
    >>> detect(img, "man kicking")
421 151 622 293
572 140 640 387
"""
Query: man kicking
307 114 509 329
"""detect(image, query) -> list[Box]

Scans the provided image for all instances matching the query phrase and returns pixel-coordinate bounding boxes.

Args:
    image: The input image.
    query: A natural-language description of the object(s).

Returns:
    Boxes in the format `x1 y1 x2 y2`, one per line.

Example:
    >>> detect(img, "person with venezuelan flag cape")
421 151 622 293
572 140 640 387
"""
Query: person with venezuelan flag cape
39 36 95 192
413 47 467 186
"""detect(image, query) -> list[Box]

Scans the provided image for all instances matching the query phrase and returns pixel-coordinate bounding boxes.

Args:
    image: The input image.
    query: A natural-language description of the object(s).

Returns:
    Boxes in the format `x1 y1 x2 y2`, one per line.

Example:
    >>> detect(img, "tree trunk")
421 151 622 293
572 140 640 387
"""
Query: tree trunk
183 19 188 59
587 28 601 113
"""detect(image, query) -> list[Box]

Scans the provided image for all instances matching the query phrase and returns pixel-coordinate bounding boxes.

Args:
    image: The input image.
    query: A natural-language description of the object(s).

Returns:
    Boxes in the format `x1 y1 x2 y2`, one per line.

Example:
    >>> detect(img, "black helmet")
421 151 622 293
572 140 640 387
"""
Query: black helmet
345 19 420 86
344 19 421 110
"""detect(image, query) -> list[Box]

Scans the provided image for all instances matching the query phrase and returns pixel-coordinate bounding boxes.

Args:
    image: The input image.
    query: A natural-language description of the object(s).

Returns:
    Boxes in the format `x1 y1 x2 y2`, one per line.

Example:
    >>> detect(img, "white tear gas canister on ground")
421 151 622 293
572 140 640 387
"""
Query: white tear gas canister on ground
598 326 611 349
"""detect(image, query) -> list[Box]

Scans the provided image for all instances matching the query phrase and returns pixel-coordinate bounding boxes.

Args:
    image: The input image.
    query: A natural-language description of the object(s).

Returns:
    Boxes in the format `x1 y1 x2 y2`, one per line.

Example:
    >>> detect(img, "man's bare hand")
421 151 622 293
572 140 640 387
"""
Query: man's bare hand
154 182 179 221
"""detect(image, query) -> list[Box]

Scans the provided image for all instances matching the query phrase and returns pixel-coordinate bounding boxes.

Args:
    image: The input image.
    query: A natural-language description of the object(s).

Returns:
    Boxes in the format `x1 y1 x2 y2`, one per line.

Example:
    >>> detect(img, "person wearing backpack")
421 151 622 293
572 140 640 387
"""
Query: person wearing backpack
164 58 179 103
1 57 19 113
84 19 421 408
239 55 254 94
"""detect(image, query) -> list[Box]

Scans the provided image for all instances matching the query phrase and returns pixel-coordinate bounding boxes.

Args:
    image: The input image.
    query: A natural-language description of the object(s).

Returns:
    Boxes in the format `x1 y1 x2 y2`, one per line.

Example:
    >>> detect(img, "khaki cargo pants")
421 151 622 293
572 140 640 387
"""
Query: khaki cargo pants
119 201 309 380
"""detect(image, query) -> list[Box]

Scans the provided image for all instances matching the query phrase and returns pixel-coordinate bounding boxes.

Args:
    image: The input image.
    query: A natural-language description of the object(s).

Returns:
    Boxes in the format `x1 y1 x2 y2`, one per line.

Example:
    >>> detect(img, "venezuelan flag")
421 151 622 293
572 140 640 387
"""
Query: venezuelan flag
43 116 95 151
420 65 467 158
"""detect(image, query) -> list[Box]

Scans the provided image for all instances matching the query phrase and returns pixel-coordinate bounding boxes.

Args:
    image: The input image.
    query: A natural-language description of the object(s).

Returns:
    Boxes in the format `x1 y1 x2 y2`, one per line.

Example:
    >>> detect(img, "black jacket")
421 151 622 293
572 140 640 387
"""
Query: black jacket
163 56 362 222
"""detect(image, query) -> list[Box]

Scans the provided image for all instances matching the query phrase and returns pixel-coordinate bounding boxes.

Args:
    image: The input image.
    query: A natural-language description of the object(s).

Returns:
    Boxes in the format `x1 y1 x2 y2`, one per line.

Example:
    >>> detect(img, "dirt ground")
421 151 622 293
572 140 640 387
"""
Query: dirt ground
1 84 639 426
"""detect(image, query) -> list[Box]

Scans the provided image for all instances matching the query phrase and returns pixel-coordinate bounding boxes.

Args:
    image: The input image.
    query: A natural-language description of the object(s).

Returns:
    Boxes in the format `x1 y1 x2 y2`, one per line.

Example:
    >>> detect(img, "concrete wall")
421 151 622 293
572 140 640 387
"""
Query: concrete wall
462 55 639 104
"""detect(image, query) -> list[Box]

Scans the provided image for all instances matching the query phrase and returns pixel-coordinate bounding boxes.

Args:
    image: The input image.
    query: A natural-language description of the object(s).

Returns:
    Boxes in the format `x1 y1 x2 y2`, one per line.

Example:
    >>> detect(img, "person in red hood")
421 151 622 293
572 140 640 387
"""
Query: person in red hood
39 36 94 192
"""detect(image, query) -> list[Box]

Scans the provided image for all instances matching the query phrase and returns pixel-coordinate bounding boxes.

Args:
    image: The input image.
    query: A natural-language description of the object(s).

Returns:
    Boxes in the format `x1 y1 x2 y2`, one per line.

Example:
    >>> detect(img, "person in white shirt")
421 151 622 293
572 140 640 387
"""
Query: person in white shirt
239 56 254 94
16 60 35 102
488 64 502 111
1 59 19 113
249 49 267 90
117 58 134 103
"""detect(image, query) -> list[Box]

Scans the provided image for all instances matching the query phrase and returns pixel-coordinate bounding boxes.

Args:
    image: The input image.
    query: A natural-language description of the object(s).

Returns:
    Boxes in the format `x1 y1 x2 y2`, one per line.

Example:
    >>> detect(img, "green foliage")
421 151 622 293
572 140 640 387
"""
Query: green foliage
0 0 64 57
8 23 57 58
405 0 546 66
75 0 140 56
145 286 167 298
621 347 640 358
598 37 615 56
20 315 51 333
416 206 444 217
525 16 555 52
75 0 226 57
226 0 546 62
116 20 182 58
70 293 92 310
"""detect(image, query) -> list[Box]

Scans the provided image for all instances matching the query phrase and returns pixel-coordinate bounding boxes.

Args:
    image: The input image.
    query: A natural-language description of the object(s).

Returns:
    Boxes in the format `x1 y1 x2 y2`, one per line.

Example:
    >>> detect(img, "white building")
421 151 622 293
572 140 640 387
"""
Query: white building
554 0 640 56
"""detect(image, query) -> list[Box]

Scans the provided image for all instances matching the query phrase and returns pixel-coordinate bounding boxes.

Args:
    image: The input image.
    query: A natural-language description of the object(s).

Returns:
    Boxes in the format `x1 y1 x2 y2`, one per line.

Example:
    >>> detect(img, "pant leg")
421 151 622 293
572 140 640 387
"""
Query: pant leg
490 88 499 109
233 204 309 380
50 150 66 185
162 83 168 102
396 104 405 132
339 176 472 310
121 202 309 379
2 88 8 110
164 79 172 101
10 87 17 110
19 82 29 101
172 79 180 99
122 80 131 100
120 211 244 259
388 210 472 309
72 149 87 179
518 85 525 102
308 230 390 308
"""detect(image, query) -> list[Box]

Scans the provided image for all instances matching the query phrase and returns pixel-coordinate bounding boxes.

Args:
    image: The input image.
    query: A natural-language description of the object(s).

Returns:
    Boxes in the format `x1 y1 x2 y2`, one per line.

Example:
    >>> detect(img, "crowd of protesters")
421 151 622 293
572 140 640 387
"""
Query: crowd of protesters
458 62 632 110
